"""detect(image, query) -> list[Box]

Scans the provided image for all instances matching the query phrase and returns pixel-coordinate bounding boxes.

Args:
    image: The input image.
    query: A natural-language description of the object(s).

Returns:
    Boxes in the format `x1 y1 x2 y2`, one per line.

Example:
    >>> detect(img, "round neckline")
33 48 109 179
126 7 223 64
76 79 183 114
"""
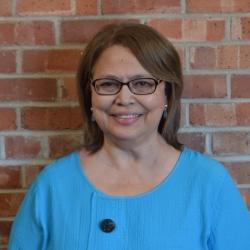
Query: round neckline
75 147 188 200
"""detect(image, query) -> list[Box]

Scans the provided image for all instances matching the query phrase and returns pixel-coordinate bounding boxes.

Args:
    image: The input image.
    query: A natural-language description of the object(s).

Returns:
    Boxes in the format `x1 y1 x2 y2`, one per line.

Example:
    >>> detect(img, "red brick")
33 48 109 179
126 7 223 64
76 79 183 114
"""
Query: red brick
15 21 55 45
49 135 83 158
0 22 15 44
236 103 250 125
0 193 24 217
190 104 237 126
183 18 225 41
225 162 250 184
232 17 250 40
22 49 82 72
189 104 206 125
61 20 139 44
5 136 42 159
16 0 73 15
0 78 57 101
177 133 205 152
61 77 78 100
61 20 112 44
187 0 221 12
183 75 226 98
190 47 216 69
0 220 12 245
207 19 225 41
0 108 16 130
191 45 239 69
239 45 250 68
0 50 16 73
76 0 97 14
239 17 250 39
183 19 206 41
24 165 44 188
187 0 250 13
231 0 250 12
21 107 83 130
240 189 250 210
102 0 180 14
150 18 225 42
216 45 238 69
208 104 237 126
0 0 12 16
0 166 22 188
5 136 41 159
149 19 182 41
232 75 250 98
0 21 54 45
212 132 250 155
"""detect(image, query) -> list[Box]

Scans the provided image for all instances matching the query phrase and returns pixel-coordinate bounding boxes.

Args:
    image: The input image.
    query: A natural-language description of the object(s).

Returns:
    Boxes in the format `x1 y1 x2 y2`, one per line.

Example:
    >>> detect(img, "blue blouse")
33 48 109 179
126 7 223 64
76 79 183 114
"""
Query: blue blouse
9 147 250 249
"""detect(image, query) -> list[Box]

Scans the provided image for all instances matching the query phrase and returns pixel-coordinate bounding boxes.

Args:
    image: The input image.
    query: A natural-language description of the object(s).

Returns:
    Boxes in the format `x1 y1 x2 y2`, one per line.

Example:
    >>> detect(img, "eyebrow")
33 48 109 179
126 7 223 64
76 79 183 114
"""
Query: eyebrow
96 74 153 80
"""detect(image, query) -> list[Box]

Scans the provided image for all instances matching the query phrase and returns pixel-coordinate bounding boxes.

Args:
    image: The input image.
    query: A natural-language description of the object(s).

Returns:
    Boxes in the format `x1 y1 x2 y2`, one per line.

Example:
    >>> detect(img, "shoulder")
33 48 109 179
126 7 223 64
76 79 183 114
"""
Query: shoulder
30 151 80 191
43 151 78 174
182 147 231 187
180 147 247 215
183 147 225 171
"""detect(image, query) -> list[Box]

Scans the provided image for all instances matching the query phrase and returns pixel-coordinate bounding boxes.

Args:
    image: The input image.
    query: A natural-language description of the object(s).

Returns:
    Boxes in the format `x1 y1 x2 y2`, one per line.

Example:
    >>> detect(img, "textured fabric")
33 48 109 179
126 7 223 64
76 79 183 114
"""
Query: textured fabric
8 147 250 250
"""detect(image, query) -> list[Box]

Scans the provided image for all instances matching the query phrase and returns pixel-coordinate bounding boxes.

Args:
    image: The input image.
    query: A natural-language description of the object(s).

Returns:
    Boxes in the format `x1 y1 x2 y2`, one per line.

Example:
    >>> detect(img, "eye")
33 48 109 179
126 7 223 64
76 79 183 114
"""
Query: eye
96 79 119 88
100 81 115 87
132 79 155 88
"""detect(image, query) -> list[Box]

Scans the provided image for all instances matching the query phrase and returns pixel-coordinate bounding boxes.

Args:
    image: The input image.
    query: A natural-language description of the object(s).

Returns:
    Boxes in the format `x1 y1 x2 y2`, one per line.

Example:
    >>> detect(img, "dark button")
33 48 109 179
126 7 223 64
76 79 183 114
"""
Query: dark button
99 218 116 233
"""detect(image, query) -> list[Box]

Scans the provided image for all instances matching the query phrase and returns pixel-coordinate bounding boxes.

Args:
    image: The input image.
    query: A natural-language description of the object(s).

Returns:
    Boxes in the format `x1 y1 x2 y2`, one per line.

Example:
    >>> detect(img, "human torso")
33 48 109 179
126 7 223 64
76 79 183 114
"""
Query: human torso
44 147 214 250
10 147 233 250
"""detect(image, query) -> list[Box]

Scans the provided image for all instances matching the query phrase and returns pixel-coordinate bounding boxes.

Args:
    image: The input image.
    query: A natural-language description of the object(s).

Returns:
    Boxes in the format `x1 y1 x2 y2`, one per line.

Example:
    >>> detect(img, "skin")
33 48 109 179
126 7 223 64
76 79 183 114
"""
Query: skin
80 45 180 196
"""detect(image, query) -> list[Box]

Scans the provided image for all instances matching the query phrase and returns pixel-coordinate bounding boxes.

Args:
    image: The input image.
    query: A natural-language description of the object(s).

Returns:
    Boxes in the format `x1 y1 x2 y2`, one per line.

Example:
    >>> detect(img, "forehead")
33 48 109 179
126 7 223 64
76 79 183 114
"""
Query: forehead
92 45 150 78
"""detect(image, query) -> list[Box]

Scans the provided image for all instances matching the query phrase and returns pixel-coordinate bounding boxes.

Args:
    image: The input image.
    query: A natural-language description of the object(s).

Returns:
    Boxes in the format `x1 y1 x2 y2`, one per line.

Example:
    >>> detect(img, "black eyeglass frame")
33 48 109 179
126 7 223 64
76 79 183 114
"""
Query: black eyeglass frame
90 77 162 95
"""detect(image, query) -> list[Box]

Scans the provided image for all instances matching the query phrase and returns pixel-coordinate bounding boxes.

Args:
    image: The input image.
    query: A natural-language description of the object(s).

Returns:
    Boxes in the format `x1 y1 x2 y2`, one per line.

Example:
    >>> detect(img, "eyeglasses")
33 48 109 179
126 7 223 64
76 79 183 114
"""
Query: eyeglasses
91 77 161 95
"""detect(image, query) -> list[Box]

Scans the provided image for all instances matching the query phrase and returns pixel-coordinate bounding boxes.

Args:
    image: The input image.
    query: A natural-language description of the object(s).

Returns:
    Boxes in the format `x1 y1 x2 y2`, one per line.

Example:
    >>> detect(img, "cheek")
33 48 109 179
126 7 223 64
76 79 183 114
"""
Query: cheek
90 86 102 107
91 92 114 121
141 92 166 112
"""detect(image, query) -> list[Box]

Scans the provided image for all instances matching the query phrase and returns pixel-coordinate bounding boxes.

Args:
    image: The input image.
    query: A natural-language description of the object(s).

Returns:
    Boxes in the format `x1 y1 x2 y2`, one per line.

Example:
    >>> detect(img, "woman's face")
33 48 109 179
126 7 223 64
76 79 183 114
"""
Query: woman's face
91 45 166 143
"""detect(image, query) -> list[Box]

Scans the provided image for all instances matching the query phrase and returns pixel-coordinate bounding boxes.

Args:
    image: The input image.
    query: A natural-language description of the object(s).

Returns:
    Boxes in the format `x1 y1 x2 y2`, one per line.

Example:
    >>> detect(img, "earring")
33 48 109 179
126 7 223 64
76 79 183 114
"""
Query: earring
163 104 168 119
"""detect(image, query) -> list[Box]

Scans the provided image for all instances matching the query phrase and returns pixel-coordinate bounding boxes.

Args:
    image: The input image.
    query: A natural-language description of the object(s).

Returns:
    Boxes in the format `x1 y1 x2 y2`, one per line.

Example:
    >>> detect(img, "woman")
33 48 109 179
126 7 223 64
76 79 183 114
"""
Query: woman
9 23 250 249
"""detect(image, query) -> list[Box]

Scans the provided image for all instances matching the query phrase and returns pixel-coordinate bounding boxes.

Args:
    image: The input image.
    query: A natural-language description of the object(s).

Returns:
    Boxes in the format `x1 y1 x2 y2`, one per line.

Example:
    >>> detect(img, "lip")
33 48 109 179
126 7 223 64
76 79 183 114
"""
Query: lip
110 113 143 125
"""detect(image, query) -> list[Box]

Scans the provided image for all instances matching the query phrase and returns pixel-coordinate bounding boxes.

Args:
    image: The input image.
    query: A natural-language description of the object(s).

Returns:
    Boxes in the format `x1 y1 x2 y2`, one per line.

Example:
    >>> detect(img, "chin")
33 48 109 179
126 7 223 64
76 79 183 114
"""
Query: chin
109 133 140 142
106 128 156 143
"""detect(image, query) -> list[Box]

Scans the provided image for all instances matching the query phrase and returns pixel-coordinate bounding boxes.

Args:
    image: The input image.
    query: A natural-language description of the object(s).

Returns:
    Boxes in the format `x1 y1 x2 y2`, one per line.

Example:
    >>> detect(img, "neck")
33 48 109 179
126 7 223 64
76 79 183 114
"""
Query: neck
99 133 172 171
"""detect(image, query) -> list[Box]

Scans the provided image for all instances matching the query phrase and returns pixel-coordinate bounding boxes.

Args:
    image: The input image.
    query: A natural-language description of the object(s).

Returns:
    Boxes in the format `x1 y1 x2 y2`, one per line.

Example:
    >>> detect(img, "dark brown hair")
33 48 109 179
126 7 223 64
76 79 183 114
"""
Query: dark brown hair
77 23 183 153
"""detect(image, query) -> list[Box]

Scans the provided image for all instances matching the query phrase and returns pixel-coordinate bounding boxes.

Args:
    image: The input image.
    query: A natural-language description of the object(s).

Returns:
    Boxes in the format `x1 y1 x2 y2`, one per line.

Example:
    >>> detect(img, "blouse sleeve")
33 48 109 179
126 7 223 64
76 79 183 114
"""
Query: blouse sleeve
8 183 47 250
208 171 250 250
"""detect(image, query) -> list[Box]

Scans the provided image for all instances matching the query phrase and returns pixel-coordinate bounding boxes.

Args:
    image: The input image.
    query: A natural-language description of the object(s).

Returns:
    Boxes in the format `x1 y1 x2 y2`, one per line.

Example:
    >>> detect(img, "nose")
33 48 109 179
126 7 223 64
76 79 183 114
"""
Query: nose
115 85 135 106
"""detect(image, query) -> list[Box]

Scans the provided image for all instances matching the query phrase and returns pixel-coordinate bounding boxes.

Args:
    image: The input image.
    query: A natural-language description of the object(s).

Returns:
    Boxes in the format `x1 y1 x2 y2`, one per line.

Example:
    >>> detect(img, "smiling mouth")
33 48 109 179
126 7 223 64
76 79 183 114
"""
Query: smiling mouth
111 114 142 118
110 113 142 125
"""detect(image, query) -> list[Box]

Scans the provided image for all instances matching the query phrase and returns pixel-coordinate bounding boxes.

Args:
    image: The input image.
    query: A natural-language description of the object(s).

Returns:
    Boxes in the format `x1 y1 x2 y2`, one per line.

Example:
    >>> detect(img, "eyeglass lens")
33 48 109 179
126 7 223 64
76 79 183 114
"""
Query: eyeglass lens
93 78 158 95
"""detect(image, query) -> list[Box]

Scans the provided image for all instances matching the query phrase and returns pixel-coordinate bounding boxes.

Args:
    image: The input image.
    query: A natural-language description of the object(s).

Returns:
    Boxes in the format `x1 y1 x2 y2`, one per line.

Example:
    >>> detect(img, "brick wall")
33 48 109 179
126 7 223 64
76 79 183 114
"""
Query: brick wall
0 0 250 248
